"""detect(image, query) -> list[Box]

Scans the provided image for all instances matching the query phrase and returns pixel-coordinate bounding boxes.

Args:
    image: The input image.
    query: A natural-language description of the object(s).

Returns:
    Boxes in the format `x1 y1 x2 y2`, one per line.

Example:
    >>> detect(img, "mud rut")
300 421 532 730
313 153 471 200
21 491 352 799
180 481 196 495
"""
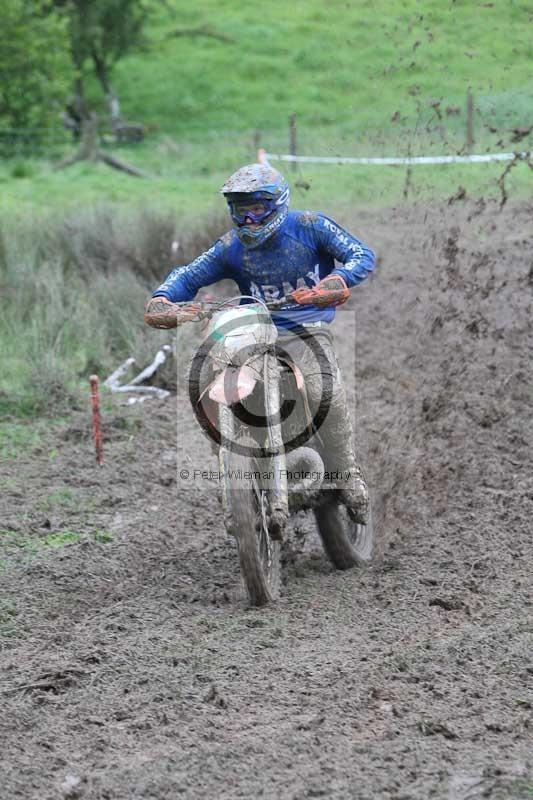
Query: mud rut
1 202 532 800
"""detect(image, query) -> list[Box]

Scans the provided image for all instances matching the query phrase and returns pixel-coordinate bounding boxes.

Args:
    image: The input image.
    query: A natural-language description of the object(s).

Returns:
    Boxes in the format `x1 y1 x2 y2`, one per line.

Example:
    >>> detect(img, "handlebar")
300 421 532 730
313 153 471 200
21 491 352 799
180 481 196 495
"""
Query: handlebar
174 295 293 321
145 294 300 330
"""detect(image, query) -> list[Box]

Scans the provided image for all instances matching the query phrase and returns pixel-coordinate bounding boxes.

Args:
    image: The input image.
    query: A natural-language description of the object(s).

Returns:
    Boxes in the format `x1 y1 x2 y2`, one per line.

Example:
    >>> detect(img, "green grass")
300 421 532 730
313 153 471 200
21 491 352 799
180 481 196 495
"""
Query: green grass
0 527 115 601
1 136 531 223
0 422 43 459
116 0 532 136
0 527 115 557
41 488 75 510
0 208 187 417
0 600 19 637
0 0 531 419
0 0 531 216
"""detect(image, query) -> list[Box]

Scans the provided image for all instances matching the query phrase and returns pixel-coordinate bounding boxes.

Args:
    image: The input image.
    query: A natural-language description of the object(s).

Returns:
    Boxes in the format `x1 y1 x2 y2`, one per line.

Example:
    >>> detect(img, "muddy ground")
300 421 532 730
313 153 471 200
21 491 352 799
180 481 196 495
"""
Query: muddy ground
1 201 532 799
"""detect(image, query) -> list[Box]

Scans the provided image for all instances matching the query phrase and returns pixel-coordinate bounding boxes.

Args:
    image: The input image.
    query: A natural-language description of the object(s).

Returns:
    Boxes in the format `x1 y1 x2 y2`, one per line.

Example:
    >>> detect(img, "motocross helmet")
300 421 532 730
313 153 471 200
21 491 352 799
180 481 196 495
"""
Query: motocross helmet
220 163 290 248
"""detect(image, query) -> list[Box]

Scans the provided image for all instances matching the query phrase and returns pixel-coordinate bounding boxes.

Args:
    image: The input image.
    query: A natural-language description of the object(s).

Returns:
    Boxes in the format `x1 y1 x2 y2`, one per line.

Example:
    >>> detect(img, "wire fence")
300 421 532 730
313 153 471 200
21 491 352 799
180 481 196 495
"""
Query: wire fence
1 102 531 208
0 128 71 158
249 106 532 163
0 125 144 159
1 92 531 161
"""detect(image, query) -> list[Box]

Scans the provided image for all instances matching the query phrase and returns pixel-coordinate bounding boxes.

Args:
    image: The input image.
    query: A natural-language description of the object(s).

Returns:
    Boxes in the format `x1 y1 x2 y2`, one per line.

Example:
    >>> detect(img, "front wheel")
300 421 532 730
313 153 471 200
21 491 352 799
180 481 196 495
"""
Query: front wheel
220 437 281 606
314 492 374 570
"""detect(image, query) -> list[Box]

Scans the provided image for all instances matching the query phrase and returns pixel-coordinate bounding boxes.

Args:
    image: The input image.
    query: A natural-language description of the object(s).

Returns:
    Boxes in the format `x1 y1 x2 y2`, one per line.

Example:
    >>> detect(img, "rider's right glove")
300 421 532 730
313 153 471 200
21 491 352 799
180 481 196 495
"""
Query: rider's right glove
144 297 201 329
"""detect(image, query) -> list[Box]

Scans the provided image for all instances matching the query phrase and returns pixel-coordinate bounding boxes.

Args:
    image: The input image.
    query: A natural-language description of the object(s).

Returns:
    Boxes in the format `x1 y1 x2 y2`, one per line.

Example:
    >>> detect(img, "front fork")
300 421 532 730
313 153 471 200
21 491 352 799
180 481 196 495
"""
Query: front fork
263 353 289 538
217 353 289 540
218 402 237 535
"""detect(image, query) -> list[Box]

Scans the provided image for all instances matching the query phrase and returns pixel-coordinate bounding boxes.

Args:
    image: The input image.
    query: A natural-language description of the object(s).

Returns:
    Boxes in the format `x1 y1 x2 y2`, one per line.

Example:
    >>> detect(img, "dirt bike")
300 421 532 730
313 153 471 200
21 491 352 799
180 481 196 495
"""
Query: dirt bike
177 295 374 606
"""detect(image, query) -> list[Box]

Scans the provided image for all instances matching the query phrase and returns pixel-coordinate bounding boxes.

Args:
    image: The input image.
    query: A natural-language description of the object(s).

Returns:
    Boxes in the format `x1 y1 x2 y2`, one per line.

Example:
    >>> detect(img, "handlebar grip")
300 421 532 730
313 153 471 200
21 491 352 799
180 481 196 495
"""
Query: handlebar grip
144 299 202 328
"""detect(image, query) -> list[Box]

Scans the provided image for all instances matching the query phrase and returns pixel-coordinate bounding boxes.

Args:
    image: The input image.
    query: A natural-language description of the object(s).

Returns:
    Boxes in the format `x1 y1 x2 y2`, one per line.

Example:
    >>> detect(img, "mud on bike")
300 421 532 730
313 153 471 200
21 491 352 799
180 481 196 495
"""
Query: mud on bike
173 295 374 606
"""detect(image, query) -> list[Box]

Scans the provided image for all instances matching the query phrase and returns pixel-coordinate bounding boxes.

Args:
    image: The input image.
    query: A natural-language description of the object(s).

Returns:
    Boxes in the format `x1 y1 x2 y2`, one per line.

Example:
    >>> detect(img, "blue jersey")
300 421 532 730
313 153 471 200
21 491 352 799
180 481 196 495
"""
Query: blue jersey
153 210 375 328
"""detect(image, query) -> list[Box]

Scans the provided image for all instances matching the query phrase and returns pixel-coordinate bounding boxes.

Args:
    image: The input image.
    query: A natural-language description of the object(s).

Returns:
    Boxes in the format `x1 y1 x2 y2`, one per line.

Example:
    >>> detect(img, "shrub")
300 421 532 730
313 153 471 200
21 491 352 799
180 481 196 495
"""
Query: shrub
0 205 227 416
9 161 34 180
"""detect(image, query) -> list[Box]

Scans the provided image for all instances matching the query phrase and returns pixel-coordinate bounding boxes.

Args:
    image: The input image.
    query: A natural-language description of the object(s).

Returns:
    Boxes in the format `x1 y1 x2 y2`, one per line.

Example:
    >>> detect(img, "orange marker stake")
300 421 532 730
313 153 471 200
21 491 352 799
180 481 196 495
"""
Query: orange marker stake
89 374 103 466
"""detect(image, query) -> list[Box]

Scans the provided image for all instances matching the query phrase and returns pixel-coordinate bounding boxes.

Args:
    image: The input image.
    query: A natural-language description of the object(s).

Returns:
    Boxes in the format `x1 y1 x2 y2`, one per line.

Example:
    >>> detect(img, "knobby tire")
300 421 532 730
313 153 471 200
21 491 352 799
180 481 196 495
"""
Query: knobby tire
222 437 281 606
314 492 374 570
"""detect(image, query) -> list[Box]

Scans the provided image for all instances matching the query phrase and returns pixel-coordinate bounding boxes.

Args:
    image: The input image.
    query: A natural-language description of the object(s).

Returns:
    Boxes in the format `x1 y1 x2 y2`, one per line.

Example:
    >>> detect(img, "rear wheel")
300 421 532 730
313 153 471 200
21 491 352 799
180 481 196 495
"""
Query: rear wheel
314 492 374 570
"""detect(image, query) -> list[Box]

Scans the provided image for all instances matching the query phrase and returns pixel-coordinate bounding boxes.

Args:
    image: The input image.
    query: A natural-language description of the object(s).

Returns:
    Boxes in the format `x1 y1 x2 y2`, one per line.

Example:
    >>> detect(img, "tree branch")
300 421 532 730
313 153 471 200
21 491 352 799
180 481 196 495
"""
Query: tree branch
99 151 147 177
91 47 121 124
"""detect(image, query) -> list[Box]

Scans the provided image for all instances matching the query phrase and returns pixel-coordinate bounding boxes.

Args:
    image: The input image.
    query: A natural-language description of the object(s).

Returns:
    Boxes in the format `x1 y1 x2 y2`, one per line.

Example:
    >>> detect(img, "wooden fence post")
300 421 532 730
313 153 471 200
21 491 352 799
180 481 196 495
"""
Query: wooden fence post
89 374 103 466
252 129 261 158
403 142 413 199
289 113 297 171
466 89 474 154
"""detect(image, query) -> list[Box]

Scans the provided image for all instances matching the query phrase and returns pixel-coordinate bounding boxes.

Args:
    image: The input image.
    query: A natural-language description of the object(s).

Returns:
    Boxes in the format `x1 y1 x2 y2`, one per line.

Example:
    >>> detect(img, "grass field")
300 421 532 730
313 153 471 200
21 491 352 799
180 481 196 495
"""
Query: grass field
1 0 531 216
2 145 531 224
116 0 532 136
1 0 531 419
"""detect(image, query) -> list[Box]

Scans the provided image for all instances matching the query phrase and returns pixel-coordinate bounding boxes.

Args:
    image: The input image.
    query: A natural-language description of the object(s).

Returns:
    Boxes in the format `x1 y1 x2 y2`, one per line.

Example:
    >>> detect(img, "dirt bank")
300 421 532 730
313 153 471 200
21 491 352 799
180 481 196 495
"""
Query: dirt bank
1 200 531 799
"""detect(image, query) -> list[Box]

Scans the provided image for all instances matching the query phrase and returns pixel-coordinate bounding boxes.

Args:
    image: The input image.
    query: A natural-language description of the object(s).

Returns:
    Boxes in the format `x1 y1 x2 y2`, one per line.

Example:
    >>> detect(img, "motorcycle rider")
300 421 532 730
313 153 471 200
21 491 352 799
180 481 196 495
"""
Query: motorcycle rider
145 163 375 523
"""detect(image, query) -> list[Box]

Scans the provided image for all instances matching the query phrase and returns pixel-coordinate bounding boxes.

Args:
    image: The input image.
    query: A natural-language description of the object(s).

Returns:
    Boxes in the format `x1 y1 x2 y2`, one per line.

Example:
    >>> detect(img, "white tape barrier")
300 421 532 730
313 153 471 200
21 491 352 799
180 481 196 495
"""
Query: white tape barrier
259 149 530 166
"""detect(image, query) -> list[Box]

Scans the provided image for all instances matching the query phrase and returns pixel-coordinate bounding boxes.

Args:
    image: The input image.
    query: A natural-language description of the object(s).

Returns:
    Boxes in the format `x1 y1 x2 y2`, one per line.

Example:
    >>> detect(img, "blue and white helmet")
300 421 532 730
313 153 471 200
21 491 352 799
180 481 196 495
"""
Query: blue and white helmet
220 163 290 248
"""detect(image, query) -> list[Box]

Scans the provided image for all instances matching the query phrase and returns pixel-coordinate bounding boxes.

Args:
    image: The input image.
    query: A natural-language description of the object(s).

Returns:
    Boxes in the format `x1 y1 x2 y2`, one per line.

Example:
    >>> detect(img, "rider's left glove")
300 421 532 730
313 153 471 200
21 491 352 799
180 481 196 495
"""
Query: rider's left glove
144 297 201 328
289 275 350 308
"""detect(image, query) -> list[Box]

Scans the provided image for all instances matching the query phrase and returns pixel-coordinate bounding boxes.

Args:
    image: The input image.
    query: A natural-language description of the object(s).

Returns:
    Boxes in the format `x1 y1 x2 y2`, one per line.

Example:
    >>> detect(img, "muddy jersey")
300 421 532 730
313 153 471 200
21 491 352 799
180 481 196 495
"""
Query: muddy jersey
153 210 375 328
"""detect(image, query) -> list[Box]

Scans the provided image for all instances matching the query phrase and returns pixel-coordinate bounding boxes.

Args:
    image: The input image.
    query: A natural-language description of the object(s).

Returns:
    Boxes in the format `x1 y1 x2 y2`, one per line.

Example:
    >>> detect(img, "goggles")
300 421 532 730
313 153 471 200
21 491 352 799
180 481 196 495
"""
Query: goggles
226 195 277 226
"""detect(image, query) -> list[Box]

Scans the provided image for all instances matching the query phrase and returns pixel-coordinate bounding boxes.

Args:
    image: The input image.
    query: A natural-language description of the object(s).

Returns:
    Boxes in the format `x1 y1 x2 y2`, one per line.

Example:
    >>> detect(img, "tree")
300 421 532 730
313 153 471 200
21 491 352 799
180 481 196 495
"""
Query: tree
55 114 148 176
54 0 160 126
0 0 72 129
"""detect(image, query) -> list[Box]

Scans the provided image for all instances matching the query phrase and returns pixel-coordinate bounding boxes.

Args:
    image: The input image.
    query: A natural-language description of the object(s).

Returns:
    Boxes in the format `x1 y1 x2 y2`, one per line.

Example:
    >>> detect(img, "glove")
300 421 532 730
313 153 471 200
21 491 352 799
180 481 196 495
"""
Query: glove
289 275 350 308
144 297 201 329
